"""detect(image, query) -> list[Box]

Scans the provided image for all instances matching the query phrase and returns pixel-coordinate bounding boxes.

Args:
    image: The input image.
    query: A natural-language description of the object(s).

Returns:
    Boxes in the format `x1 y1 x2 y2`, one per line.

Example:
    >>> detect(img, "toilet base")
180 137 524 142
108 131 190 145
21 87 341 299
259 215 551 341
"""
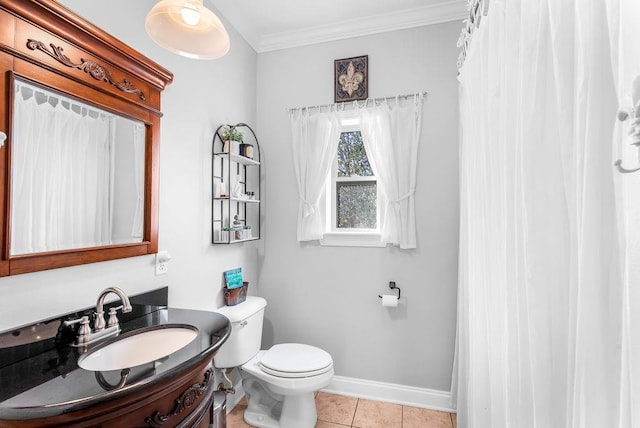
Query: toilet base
280 393 318 428
243 392 317 428
244 394 318 428
240 372 326 428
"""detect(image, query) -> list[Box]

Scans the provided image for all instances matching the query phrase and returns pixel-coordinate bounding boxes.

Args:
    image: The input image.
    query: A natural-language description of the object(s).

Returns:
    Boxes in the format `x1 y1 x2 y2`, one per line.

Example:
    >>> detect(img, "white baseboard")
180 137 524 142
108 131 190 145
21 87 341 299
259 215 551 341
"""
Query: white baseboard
322 375 455 413
225 375 456 414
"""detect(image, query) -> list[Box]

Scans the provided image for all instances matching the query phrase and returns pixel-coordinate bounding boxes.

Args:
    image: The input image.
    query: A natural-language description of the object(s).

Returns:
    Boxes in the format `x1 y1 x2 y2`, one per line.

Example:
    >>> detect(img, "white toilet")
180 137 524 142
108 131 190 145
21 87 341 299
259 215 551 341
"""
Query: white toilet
214 296 334 428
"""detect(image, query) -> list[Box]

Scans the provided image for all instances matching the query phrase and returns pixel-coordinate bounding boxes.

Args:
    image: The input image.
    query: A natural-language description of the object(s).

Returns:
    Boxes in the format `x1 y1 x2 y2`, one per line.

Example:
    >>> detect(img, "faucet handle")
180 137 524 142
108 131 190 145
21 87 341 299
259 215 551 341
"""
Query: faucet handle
94 310 106 332
107 306 124 328
64 316 91 338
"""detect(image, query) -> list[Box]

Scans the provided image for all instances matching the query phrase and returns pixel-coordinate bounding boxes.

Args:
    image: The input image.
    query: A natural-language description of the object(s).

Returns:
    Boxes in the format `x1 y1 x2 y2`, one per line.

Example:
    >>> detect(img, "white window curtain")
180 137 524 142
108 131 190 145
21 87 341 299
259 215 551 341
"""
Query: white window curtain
357 95 423 249
290 108 341 241
11 81 115 254
453 0 640 426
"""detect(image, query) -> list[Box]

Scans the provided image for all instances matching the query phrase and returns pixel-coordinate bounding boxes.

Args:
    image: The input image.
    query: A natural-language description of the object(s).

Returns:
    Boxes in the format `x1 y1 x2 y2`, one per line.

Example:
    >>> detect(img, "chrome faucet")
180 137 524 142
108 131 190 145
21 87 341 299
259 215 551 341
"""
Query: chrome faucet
64 287 132 347
95 287 132 331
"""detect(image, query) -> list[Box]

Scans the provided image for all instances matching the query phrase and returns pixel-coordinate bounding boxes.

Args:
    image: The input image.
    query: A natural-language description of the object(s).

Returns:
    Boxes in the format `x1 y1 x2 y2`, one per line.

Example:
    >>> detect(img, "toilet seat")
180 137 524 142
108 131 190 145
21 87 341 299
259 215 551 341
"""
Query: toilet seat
258 343 333 379
241 351 334 393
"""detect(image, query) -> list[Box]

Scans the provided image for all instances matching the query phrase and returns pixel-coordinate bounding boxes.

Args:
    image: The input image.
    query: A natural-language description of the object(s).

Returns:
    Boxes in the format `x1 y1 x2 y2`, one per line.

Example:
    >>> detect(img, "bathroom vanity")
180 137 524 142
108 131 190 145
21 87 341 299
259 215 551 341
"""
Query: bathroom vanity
0 288 231 427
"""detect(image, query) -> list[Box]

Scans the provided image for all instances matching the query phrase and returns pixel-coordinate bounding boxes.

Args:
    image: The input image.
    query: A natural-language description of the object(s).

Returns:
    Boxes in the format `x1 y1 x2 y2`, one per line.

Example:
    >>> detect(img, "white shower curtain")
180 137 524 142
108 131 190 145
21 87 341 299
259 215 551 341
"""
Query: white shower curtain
454 0 640 427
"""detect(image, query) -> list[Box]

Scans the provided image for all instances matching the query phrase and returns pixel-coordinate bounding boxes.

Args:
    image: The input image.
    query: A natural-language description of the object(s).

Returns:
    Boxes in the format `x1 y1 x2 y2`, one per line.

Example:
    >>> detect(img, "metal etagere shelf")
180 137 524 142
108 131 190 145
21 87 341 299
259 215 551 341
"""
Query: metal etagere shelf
211 123 261 244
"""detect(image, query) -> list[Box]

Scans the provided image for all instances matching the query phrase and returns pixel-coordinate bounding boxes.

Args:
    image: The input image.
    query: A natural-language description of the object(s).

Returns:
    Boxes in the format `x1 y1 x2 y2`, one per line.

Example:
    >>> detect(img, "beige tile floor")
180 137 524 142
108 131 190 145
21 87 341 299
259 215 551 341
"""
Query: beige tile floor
227 392 457 428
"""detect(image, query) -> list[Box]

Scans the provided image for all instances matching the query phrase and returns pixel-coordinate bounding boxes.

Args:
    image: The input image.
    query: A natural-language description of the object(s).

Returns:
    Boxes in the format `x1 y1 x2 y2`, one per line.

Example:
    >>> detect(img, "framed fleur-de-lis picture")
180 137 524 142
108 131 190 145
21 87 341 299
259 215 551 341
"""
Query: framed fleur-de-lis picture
334 55 368 103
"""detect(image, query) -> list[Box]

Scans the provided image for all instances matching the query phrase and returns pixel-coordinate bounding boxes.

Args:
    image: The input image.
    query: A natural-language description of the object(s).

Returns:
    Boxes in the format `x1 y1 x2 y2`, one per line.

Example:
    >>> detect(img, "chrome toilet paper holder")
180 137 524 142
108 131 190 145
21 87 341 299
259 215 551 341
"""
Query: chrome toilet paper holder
378 281 401 300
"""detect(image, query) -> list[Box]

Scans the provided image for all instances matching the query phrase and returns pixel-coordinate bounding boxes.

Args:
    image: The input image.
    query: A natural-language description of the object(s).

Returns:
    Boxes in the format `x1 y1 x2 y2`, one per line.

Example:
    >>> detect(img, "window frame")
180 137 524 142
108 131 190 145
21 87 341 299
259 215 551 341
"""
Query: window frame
320 116 385 248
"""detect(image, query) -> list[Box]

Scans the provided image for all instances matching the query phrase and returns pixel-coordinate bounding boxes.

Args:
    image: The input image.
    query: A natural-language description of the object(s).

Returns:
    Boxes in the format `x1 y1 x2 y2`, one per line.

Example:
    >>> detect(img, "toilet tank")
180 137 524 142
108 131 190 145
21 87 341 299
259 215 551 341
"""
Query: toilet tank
213 296 266 368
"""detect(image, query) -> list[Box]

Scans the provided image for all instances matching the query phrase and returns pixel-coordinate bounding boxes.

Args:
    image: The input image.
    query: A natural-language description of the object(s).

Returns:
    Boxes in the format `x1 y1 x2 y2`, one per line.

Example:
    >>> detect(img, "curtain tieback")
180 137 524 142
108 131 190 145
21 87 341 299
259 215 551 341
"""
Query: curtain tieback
390 188 415 204
389 189 415 217
301 199 317 218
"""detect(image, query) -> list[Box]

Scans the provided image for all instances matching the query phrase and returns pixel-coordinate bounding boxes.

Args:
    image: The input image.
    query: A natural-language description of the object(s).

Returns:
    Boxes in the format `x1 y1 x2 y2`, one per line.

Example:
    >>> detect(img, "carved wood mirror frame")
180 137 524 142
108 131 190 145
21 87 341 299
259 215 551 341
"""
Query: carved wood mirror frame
0 0 173 275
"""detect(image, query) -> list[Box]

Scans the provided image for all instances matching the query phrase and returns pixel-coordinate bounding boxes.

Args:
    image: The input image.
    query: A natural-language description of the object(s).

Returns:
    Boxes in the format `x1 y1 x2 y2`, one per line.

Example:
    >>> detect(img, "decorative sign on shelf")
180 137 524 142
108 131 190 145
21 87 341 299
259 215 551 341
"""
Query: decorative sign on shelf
223 268 248 306
334 55 368 103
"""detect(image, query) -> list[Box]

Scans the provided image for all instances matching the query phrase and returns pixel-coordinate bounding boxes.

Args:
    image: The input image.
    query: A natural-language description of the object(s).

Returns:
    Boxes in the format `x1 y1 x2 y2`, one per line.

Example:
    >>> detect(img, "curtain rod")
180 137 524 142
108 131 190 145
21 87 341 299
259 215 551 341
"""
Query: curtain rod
286 92 428 113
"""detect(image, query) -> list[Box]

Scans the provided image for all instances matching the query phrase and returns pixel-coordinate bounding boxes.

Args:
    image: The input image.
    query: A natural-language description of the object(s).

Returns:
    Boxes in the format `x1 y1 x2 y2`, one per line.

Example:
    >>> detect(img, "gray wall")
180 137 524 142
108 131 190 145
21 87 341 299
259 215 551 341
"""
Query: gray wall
0 0 259 330
255 23 460 391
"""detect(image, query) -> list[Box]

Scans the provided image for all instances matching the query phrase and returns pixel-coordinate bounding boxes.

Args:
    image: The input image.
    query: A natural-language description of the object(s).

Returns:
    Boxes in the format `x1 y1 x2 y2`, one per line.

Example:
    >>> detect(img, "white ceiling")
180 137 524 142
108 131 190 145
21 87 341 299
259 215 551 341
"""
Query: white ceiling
207 0 467 53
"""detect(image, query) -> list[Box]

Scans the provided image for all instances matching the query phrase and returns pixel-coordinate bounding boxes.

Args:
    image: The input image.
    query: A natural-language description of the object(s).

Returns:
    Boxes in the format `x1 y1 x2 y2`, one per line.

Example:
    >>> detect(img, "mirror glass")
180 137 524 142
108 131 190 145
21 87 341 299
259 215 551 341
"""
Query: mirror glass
10 78 146 256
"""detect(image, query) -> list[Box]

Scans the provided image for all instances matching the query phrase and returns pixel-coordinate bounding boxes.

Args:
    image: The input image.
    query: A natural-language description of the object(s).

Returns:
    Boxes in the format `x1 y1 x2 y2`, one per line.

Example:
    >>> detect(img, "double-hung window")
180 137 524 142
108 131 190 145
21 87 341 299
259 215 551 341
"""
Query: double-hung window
291 95 423 248
321 117 384 247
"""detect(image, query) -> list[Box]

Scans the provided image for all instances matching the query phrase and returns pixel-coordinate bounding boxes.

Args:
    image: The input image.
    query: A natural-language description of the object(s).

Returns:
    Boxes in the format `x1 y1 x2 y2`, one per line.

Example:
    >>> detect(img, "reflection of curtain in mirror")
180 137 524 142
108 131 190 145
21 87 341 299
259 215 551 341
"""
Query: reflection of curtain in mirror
131 123 145 238
11 81 115 255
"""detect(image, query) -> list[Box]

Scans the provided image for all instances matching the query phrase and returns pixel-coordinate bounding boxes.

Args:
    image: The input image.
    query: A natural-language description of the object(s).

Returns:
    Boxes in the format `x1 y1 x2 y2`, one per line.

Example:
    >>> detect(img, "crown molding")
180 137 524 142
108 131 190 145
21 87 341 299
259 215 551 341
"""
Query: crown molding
255 0 467 53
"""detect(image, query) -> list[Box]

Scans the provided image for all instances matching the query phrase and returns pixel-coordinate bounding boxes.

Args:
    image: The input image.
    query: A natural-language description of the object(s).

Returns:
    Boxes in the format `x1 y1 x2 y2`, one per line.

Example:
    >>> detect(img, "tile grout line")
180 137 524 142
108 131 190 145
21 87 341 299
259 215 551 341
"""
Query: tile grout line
351 398 359 427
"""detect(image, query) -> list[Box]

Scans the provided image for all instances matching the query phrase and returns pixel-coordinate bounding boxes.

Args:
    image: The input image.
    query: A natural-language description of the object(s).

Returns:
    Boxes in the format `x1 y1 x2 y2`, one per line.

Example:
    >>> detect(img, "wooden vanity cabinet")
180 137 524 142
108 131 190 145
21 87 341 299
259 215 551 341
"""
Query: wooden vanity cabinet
2 358 216 428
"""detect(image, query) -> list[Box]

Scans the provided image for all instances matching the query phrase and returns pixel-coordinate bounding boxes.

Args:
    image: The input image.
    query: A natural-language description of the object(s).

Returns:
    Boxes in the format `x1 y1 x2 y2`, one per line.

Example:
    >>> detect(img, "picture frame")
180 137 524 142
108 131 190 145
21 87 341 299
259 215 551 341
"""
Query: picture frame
334 55 368 103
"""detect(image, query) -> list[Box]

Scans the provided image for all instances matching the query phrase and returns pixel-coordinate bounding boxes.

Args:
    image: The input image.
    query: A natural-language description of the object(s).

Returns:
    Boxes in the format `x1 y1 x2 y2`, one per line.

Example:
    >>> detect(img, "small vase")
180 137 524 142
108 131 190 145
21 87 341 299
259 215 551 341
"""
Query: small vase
224 140 241 155
231 141 240 155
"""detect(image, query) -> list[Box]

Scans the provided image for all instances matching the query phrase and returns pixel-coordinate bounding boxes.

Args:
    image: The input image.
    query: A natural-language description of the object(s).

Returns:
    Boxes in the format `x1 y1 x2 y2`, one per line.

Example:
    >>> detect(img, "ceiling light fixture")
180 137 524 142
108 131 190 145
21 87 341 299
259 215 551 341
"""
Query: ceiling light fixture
145 0 230 60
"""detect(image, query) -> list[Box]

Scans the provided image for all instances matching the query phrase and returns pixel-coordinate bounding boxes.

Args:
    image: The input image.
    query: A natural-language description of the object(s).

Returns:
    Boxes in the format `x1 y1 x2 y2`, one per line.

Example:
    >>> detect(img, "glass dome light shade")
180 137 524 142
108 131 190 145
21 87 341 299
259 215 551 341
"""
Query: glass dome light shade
145 0 230 60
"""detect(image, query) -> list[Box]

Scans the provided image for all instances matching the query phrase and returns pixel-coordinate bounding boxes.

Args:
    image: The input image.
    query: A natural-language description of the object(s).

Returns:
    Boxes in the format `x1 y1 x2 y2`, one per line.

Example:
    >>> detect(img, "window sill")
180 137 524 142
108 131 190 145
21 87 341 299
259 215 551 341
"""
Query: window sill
320 232 386 248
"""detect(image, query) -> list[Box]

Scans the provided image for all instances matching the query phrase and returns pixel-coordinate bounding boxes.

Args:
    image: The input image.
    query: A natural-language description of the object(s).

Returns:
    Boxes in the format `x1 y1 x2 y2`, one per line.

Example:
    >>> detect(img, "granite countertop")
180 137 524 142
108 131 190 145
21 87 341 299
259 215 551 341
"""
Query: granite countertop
0 288 230 421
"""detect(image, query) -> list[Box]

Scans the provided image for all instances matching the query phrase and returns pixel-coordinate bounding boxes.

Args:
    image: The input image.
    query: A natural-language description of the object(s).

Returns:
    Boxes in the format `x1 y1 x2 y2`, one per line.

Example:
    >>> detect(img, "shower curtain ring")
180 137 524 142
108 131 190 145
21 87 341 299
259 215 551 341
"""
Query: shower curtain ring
614 159 640 174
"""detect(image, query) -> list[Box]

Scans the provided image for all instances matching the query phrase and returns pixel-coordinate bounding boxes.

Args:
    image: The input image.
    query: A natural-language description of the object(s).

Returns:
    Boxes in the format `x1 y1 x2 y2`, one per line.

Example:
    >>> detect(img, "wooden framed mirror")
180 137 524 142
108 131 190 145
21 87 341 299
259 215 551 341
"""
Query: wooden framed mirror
0 0 173 275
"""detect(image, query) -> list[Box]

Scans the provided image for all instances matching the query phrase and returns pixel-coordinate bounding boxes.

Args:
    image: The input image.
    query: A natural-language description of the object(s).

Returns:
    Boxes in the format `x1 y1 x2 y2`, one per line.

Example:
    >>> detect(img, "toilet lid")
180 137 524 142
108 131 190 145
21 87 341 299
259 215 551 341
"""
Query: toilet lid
259 343 333 378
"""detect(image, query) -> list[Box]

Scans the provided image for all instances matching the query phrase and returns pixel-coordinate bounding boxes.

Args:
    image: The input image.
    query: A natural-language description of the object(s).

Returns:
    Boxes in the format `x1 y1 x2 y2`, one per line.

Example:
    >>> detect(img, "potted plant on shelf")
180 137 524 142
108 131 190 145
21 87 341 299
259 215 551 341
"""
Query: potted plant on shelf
243 225 252 240
221 125 243 155
220 226 230 242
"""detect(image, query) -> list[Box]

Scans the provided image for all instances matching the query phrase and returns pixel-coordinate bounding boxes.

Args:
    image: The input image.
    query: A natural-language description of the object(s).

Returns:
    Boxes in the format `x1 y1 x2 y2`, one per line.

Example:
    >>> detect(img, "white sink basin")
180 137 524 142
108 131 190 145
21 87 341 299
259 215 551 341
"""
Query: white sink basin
77 325 198 371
